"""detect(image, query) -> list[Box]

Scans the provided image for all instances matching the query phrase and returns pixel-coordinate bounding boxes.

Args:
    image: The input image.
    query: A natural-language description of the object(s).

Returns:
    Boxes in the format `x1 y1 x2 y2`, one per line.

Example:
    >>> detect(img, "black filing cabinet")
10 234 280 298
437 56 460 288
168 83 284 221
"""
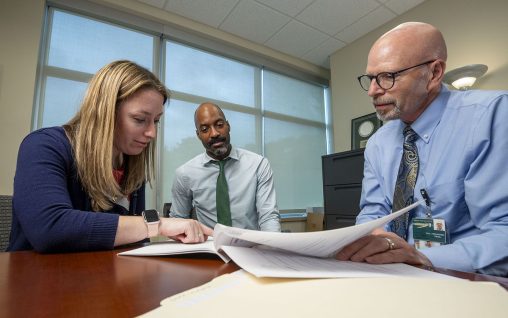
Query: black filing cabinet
322 149 364 229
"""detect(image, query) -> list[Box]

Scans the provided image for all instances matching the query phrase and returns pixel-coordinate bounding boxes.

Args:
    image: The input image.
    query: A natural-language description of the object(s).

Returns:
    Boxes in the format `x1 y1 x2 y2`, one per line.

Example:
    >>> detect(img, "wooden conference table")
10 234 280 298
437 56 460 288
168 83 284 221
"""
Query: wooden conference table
1 247 507 317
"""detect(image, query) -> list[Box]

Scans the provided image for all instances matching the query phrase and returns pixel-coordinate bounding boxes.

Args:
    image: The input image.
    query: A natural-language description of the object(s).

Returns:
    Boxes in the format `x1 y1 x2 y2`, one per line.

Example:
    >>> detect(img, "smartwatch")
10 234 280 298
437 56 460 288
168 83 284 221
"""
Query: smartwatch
142 209 160 238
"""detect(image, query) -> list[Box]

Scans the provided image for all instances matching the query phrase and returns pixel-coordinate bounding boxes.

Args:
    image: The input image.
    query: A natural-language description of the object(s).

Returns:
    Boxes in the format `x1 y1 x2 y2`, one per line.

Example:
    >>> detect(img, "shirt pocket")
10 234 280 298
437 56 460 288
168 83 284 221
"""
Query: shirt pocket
424 179 468 226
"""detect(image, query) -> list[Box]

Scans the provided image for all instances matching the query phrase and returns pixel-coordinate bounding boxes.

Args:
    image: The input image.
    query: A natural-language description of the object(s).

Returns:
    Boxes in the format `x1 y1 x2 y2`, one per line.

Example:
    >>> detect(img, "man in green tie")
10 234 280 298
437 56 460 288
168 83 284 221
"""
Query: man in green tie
169 102 281 232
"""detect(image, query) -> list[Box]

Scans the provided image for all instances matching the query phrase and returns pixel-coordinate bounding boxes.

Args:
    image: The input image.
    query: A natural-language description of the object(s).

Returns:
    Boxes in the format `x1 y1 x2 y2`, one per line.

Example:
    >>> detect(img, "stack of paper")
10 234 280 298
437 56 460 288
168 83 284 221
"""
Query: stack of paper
121 201 438 278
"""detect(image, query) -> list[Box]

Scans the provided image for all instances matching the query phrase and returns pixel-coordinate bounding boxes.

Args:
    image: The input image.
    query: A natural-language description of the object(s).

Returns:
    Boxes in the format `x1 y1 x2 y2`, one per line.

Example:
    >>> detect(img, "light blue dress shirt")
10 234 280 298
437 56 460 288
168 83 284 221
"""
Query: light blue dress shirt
357 85 508 275
170 147 281 232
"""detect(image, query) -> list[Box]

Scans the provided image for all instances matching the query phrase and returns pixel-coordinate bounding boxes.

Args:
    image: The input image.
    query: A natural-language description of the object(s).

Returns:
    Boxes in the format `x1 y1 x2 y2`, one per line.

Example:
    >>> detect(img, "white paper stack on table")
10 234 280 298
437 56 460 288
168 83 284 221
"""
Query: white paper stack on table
120 201 451 279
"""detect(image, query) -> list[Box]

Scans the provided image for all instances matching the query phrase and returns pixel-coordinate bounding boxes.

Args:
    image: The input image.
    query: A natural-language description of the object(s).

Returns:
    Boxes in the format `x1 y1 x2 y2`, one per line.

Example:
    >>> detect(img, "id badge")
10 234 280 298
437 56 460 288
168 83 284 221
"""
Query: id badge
412 218 446 250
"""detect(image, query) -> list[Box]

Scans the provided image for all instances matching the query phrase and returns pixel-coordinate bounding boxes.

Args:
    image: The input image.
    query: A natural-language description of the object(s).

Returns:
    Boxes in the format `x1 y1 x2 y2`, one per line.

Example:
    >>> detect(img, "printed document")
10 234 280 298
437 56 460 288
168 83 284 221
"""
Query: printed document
120 201 434 278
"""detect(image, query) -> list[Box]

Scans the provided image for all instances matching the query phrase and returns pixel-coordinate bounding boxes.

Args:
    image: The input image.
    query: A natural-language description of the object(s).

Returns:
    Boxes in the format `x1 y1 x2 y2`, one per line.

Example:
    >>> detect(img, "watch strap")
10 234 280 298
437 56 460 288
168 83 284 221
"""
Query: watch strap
142 210 160 238
146 222 159 237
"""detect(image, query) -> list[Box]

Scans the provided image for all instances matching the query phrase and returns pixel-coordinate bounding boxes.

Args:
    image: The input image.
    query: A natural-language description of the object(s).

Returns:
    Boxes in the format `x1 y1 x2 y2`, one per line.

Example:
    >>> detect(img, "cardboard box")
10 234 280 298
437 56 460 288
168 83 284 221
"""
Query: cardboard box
305 207 324 232
280 210 307 232
281 218 306 232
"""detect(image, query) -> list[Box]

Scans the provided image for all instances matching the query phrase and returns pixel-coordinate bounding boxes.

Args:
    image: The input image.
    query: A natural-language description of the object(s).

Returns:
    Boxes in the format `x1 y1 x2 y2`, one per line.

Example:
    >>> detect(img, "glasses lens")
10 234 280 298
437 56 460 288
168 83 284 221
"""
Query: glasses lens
359 76 372 91
378 73 395 90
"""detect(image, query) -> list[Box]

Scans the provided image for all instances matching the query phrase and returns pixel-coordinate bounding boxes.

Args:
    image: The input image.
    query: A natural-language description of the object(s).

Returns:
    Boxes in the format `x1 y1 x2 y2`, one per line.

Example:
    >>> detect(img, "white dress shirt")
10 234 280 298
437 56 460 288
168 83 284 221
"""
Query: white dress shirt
170 147 281 231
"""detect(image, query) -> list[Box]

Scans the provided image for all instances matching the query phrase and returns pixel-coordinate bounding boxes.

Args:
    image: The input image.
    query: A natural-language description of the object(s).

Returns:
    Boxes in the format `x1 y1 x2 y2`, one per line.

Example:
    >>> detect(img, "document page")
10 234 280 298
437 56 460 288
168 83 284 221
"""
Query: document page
118 239 229 262
214 200 424 259
220 245 453 279
120 200 424 278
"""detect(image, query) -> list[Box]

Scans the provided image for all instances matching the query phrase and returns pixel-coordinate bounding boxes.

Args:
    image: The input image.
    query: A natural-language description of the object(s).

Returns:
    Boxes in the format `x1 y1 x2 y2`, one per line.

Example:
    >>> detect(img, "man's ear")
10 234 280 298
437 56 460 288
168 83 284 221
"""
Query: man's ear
195 129 199 137
226 120 230 130
428 60 446 90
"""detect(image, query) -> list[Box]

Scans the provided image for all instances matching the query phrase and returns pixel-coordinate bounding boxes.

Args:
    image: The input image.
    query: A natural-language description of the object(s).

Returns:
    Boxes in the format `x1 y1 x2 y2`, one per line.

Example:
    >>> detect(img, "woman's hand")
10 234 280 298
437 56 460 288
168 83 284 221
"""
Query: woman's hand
159 218 213 243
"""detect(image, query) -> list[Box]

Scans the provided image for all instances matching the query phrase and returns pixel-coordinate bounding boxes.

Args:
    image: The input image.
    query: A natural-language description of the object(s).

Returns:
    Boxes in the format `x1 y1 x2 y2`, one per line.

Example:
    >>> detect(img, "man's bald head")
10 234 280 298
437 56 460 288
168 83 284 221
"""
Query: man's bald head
370 22 447 68
194 102 226 128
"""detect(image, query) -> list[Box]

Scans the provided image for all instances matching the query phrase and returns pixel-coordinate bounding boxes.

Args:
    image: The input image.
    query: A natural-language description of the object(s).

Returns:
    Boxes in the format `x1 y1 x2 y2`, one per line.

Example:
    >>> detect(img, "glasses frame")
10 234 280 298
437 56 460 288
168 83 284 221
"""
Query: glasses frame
357 60 437 91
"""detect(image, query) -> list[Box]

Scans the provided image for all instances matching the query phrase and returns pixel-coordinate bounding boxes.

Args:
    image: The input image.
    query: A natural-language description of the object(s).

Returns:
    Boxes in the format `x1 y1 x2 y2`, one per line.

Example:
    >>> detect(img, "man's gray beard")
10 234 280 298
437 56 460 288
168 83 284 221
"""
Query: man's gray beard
376 105 401 122
211 145 228 157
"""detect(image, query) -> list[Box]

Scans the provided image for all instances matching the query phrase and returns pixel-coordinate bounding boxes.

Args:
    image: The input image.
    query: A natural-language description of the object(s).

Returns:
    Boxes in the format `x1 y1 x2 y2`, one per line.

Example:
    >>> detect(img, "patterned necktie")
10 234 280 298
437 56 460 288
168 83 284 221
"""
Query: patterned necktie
216 160 232 226
391 126 419 240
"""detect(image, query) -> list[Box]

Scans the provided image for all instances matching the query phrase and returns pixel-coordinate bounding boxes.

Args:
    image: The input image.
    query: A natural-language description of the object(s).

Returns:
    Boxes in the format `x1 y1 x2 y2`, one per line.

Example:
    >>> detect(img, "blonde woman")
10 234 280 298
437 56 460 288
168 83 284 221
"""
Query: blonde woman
9 60 211 252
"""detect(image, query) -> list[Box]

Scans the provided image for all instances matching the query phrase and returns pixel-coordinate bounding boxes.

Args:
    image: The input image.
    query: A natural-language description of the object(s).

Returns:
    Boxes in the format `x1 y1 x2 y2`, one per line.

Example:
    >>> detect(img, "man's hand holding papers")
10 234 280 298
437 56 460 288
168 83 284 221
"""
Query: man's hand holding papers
336 228 433 267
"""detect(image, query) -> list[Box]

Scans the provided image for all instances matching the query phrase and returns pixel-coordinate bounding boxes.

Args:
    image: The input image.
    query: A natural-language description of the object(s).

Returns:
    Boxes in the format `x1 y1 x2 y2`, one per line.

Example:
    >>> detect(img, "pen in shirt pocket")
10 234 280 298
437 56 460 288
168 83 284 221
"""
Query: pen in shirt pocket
420 188 432 218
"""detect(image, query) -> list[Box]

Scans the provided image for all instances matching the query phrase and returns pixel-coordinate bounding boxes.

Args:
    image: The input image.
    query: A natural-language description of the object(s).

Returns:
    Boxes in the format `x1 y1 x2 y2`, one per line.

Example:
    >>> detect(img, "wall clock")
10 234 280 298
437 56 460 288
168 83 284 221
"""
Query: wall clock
351 113 383 149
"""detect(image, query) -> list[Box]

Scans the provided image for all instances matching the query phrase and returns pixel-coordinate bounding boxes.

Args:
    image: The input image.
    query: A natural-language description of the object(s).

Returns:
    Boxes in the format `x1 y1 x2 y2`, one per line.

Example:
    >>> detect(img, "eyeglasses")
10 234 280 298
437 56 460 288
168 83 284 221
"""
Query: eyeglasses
357 60 436 91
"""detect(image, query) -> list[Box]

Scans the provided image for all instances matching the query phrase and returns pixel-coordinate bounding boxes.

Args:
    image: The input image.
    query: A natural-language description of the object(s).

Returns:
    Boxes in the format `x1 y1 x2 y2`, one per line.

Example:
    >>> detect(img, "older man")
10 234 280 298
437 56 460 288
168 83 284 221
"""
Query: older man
336 22 508 276
169 102 280 231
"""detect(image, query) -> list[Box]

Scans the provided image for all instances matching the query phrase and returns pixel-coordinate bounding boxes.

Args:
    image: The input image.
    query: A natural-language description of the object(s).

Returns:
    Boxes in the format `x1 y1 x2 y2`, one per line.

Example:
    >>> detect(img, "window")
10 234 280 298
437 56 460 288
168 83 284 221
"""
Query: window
35 8 157 128
263 70 328 208
162 43 329 209
166 42 257 107
36 6 331 211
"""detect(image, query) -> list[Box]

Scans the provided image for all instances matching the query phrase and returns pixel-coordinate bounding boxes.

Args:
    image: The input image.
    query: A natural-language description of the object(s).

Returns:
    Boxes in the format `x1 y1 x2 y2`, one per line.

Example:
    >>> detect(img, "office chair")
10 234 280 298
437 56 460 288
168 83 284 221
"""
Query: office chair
163 202 172 218
163 203 197 220
0 195 13 252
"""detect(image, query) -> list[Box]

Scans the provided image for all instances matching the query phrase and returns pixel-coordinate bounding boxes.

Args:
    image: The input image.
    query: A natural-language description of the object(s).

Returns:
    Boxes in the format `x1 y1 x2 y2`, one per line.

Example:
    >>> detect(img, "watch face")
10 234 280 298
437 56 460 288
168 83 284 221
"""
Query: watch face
143 209 160 222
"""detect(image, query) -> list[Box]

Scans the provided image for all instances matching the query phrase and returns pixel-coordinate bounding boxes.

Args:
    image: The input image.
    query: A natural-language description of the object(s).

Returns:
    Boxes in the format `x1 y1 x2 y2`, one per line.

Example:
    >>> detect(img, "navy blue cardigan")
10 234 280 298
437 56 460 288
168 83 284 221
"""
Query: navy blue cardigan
8 127 145 252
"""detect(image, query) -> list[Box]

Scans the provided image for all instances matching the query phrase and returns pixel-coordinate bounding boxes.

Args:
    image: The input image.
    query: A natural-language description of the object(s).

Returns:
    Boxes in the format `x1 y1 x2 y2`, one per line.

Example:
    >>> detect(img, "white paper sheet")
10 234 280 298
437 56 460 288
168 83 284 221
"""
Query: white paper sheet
220 245 453 279
214 200 424 260
120 200 425 278
119 239 229 262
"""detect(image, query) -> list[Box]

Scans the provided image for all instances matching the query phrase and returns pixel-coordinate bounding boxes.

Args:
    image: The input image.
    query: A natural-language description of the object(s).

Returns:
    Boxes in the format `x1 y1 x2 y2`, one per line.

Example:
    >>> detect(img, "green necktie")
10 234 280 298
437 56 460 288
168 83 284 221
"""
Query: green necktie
391 126 419 240
216 160 232 226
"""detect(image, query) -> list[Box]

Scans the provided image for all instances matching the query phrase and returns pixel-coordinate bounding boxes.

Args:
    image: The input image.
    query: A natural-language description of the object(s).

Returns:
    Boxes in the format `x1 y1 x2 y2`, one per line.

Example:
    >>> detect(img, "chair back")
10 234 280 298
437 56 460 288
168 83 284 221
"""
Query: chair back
0 195 13 252
163 202 172 218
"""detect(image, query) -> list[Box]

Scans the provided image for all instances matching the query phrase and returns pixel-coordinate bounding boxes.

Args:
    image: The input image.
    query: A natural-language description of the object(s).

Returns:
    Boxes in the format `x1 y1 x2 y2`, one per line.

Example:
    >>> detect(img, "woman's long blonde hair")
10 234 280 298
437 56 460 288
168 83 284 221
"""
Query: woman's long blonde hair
64 60 169 211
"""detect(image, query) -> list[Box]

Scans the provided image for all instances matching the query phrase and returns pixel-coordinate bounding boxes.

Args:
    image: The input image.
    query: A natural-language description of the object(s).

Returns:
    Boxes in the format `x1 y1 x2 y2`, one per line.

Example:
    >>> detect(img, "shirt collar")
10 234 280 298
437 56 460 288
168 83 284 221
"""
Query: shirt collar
200 145 238 165
401 84 450 144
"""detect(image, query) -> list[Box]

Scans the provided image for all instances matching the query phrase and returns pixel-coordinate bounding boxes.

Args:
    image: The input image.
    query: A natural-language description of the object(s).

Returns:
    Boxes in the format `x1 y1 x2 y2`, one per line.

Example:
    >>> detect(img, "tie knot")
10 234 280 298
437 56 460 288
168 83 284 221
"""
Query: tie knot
403 126 418 143
213 158 229 169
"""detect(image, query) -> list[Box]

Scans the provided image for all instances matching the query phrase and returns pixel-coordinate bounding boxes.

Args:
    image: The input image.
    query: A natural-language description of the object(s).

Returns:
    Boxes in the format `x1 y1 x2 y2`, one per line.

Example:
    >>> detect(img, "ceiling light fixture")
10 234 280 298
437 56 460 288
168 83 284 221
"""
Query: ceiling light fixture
443 64 488 90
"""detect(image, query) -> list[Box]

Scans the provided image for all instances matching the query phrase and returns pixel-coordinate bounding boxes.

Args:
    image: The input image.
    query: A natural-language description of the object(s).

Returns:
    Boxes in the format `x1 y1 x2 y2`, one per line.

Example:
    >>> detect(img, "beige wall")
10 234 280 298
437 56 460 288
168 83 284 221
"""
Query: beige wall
0 0 45 194
330 0 508 152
